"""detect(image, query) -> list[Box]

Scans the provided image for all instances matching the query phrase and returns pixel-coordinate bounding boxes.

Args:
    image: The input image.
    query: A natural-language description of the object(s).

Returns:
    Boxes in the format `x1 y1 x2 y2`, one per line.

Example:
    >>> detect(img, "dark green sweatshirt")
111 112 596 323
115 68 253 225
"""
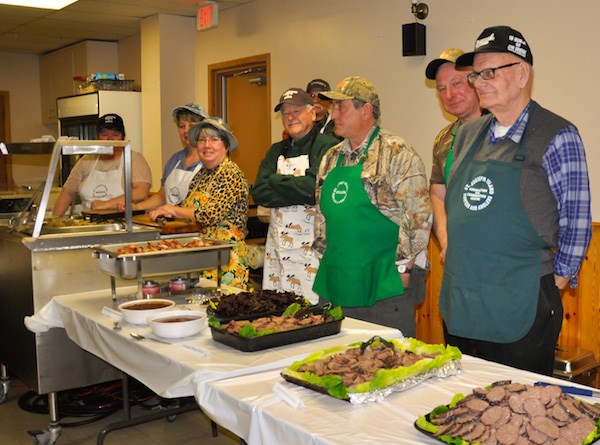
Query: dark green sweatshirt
251 126 339 207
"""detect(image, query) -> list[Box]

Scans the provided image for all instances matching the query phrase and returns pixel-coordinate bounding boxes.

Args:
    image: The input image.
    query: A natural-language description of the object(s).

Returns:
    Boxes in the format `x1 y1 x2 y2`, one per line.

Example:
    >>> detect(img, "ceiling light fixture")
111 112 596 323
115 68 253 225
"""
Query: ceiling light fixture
0 0 78 10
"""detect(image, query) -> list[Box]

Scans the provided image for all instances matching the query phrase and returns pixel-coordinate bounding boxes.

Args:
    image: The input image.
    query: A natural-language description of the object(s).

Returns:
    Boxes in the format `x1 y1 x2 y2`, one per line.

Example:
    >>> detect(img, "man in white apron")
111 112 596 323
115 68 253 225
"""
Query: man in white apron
252 88 339 303
53 114 152 216
126 103 206 211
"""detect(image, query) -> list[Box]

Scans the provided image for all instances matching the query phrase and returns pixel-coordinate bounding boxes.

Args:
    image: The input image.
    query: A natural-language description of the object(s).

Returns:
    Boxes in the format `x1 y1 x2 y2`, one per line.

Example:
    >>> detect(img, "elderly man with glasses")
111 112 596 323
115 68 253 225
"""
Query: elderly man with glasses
440 26 591 375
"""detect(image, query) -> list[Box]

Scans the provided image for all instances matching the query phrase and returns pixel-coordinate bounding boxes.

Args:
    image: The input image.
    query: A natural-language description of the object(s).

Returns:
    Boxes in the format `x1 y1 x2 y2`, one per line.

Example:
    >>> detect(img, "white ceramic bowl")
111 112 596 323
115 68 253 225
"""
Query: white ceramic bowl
118 298 175 325
148 310 205 339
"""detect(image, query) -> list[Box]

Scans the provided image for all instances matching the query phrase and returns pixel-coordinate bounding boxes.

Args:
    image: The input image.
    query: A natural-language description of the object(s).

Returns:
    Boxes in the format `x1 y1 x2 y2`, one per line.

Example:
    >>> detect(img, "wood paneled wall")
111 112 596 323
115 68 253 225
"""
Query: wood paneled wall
416 223 600 388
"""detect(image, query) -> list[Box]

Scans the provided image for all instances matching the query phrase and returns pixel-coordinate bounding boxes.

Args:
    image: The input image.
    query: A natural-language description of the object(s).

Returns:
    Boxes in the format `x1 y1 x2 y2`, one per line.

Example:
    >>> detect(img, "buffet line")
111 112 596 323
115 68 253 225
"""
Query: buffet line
27 281 600 445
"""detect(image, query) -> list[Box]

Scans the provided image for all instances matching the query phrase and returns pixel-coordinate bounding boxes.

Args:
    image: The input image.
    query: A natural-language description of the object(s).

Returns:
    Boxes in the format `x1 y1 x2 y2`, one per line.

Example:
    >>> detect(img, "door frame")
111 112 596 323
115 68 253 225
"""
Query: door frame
207 53 270 133
0 91 12 189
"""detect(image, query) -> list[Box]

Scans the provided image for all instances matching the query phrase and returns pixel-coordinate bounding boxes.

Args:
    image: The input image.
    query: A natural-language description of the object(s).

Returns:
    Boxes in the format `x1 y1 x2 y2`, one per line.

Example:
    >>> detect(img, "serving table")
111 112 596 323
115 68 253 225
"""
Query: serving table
28 289 600 445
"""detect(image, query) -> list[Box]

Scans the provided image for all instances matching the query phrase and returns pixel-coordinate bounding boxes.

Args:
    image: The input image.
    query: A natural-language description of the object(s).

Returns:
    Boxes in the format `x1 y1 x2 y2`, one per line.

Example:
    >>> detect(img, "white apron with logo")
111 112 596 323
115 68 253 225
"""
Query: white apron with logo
164 159 202 204
79 155 124 210
262 154 319 303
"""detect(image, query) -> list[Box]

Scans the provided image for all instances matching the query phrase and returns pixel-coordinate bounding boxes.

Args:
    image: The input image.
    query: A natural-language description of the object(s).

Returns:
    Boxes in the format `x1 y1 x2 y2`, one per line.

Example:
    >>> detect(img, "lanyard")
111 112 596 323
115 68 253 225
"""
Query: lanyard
443 122 460 184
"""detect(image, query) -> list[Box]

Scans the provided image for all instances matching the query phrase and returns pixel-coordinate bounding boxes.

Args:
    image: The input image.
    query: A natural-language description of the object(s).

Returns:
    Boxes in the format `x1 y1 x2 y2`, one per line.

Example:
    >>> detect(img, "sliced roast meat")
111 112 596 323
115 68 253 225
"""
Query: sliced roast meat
530 415 560 439
460 422 487 442
486 385 507 403
522 397 546 418
507 393 525 414
495 422 520 445
525 423 549 444
465 397 490 412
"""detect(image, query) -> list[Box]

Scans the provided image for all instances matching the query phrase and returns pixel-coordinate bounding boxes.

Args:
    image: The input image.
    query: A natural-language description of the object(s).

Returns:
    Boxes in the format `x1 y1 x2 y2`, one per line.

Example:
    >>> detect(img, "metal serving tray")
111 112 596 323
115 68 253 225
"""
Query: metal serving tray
92 236 233 279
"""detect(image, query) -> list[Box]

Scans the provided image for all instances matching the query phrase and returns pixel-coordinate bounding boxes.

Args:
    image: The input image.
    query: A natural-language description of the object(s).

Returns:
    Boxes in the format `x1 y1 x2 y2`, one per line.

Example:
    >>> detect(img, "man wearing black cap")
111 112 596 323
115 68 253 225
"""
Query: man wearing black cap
52 113 152 216
440 26 591 375
252 88 339 303
306 79 338 138
425 48 481 260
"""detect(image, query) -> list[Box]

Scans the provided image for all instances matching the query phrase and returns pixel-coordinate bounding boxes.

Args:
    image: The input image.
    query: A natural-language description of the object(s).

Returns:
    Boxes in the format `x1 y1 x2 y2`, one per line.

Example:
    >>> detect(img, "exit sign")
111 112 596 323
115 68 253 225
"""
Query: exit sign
197 1 219 31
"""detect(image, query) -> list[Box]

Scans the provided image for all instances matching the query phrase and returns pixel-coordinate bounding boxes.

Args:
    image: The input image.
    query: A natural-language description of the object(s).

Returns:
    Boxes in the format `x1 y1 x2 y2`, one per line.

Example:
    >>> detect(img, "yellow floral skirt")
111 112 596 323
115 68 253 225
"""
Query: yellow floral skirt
199 222 249 290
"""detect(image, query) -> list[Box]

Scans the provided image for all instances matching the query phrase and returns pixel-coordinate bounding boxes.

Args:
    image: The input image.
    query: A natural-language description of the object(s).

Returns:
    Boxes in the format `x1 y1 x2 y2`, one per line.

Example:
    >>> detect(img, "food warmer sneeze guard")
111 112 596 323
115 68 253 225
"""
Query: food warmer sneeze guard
3 139 138 237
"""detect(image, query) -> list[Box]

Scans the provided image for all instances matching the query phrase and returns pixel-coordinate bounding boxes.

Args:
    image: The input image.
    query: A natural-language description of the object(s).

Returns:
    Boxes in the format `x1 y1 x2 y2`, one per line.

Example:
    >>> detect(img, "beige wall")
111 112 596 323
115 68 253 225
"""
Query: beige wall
192 0 600 220
0 51 54 186
141 14 197 190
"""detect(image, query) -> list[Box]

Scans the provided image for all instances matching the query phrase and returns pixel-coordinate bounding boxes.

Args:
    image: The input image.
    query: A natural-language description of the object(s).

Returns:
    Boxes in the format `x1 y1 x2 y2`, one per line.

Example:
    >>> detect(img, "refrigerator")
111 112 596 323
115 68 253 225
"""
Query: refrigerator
56 90 142 185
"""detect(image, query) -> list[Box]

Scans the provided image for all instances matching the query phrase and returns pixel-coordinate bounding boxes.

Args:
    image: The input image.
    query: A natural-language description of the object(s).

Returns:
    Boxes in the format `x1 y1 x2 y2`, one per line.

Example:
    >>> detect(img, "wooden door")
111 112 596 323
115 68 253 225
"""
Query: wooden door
208 54 271 188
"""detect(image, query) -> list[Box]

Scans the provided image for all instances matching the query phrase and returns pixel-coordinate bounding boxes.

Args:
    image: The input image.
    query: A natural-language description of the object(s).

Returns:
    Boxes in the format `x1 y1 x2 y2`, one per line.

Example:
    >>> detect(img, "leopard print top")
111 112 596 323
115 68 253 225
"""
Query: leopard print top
182 157 249 236
181 157 250 289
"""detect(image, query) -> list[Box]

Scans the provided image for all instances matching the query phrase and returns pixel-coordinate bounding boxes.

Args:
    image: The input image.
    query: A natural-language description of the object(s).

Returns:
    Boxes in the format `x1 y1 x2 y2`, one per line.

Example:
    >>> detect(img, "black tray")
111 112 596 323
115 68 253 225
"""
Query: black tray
210 316 343 352
280 372 350 401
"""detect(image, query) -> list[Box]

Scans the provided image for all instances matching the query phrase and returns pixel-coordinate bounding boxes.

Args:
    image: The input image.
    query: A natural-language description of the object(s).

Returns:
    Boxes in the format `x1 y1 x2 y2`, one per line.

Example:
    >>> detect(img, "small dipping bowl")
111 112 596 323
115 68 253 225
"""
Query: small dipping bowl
148 310 205 339
118 298 176 325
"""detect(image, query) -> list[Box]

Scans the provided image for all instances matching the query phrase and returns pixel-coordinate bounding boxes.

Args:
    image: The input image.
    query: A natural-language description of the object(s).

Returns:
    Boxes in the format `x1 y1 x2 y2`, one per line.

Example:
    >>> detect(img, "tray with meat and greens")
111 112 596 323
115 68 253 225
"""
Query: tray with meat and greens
208 303 343 352
281 336 462 403
414 380 600 445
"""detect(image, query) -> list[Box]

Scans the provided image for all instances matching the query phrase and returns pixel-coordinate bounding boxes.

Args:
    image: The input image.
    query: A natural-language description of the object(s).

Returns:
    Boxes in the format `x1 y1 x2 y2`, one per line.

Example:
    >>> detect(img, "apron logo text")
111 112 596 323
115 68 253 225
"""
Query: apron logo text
463 175 494 211
332 180 349 204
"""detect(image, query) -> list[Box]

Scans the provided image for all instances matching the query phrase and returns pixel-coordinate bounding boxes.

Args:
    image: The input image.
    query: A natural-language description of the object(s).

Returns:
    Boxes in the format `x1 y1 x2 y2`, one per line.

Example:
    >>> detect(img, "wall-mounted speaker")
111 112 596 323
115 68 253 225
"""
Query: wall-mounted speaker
402 23 426 56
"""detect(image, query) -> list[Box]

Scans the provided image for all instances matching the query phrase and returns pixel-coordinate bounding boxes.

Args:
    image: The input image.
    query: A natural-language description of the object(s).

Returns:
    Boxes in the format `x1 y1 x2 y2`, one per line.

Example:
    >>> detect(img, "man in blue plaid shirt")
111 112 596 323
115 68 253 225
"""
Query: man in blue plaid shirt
439 26 591 376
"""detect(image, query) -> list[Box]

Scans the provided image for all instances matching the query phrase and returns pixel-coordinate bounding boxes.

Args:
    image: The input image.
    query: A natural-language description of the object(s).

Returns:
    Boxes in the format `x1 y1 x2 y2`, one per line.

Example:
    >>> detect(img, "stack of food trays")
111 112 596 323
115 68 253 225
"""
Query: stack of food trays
207 290 343 352
281 336 462 404
415 380 600 444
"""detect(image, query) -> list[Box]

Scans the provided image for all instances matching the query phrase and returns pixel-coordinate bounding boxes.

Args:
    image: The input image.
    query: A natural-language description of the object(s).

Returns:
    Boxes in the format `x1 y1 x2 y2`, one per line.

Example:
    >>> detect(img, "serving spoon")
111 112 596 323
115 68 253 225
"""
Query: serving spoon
130 332 171 344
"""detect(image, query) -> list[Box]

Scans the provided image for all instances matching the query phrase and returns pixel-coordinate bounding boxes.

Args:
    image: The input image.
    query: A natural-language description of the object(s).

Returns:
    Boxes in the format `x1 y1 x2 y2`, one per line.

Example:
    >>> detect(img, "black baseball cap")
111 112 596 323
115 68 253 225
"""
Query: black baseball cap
456 26 533 67
97 113 125 135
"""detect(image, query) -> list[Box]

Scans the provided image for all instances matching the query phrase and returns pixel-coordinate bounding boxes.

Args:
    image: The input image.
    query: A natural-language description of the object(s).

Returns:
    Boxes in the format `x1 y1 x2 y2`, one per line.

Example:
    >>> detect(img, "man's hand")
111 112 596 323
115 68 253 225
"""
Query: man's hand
554 274 570 290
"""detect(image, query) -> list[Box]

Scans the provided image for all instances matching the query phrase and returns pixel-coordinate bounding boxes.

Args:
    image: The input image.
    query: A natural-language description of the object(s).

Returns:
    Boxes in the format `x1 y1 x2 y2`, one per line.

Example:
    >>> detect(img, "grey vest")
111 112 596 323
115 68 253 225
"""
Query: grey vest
449 101 572 275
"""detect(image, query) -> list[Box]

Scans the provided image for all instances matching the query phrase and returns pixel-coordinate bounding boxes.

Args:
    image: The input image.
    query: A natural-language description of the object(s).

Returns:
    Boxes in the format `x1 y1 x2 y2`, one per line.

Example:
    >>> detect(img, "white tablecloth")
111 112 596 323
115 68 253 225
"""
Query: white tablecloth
27 288 402 398
27 290 599 445
196 356 599 445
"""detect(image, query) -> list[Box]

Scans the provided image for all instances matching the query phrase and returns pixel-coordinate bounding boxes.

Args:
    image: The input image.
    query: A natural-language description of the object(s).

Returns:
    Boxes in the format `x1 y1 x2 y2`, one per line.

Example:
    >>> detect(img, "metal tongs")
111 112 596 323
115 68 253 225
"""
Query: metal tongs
360 335 396 354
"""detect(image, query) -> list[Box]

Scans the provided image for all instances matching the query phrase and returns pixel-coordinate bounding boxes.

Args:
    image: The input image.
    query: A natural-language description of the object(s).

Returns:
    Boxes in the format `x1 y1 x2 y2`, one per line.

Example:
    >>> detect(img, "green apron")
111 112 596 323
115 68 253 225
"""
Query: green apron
441 113 547 343
313 127 405 307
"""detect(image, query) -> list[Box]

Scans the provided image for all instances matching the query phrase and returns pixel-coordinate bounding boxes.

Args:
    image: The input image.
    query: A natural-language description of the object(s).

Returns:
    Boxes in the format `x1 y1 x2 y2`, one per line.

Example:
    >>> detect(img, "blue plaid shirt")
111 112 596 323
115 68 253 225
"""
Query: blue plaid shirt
488 102 591 287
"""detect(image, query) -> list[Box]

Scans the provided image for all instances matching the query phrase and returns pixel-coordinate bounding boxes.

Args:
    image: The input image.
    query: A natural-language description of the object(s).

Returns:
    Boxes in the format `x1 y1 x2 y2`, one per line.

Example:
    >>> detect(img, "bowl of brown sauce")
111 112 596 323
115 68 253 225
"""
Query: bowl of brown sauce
148 310 205 338
118 298 176 325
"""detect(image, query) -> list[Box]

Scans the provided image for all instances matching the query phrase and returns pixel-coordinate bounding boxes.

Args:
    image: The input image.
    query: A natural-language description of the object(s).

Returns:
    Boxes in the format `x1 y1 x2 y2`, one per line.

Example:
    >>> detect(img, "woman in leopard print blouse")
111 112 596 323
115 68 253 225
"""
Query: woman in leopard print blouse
149 117 250 289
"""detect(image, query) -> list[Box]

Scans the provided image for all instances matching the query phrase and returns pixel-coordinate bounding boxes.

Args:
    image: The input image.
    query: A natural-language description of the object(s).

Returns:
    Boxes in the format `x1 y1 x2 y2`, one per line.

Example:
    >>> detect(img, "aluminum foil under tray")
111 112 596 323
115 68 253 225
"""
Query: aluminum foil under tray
92 236 233 279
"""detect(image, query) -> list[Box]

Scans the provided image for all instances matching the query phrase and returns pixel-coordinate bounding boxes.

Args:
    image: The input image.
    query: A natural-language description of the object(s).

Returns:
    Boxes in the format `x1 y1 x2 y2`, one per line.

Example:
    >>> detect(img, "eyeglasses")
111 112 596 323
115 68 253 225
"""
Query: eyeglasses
197 137 222 145
467 62 521 84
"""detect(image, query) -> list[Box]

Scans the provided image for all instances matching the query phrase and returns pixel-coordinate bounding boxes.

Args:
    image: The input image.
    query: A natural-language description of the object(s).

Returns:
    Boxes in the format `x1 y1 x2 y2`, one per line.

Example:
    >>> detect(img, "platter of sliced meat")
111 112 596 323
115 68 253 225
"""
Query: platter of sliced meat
281 336 462 403
208 304 344 352
415 380 600 445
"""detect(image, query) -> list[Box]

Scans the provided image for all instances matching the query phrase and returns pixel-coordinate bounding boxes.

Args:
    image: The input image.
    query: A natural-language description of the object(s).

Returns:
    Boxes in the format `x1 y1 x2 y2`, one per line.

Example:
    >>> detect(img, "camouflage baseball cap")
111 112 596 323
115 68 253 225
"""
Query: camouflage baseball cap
425 48 465 80
319 76 380 108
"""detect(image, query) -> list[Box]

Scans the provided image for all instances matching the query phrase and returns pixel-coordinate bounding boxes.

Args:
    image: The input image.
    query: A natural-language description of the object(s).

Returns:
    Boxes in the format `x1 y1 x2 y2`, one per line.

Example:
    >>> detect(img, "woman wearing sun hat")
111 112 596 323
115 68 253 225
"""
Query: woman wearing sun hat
150 117 250 289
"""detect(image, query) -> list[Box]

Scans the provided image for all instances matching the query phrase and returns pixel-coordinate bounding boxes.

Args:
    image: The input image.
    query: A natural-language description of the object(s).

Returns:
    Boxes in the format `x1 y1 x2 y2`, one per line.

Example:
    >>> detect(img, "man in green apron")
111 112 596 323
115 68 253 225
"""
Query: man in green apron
425 48 481 261
312 77 432 338
441 26 591 375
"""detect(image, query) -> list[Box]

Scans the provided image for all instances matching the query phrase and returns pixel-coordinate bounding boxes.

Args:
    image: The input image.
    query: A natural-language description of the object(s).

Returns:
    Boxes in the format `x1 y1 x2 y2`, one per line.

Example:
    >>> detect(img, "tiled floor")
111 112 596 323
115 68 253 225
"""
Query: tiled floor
0 378 239 445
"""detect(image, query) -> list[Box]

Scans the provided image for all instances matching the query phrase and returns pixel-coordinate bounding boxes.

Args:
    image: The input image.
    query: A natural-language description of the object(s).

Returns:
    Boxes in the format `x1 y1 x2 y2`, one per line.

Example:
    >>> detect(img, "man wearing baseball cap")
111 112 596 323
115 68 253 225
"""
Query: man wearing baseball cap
306 78 338 138
53 113 152 216
126 102 207 211
252 88 338 302
425 48 482 261
312 77 432 337
440 26 591 375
